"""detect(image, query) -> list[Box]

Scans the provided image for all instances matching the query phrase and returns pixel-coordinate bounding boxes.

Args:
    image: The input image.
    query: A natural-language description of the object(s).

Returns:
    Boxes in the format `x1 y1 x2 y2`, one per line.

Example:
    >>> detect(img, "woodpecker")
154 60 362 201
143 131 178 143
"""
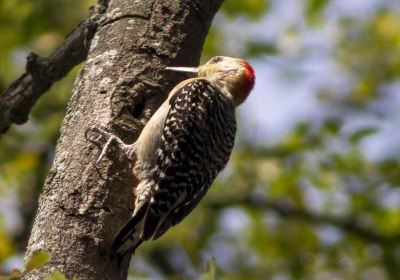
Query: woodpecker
109 56 255 264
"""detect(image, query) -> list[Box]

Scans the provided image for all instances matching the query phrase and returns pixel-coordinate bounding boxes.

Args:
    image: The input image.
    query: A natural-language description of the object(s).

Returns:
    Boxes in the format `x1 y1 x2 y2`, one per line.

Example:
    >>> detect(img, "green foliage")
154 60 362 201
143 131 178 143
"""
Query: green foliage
338 10 400 106
0 0 93 86
0 269 21 280
25 250 51 272
200 258 216 280
44 271 67 280
349 128 377 144
221 0 270 20
0 221 14 263
305 0 329 24
245 40 278 58
0 250 50 280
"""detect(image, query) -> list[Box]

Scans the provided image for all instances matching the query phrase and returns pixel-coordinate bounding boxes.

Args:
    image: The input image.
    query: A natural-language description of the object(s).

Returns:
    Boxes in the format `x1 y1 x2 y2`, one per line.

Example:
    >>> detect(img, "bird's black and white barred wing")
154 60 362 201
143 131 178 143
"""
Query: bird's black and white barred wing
111 79 236 260
142 79 237 240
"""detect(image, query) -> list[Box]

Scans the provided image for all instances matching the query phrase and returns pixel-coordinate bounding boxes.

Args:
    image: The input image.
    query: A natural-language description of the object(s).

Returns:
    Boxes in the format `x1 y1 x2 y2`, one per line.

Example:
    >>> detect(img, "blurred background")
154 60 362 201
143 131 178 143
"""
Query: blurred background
1 0 400 279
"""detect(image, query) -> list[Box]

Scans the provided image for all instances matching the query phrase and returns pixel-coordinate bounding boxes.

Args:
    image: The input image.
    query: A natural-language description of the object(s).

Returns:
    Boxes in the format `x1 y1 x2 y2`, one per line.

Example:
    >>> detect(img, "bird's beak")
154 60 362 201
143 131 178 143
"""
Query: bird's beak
165 66 198 74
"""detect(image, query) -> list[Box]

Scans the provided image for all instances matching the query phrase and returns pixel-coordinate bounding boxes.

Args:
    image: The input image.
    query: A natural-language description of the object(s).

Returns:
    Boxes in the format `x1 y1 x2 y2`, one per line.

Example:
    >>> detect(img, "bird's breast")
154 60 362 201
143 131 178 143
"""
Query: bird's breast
135 102 170 168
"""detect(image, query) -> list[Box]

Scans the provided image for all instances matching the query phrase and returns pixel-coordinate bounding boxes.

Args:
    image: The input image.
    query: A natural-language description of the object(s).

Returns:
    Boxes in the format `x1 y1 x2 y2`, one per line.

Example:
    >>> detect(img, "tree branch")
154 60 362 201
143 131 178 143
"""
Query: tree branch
0 1 109 135
207 194 400 245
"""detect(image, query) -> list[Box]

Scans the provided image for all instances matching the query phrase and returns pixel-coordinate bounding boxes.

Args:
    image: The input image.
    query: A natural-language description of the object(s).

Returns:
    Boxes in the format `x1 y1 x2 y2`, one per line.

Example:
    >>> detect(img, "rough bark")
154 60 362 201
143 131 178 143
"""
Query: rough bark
22 0 223 279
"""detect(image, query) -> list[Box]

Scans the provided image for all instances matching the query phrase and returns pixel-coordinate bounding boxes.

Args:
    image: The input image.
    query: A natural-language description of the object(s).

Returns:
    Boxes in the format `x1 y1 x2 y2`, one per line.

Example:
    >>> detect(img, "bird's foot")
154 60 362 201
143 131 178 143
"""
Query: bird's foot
85 126 136 165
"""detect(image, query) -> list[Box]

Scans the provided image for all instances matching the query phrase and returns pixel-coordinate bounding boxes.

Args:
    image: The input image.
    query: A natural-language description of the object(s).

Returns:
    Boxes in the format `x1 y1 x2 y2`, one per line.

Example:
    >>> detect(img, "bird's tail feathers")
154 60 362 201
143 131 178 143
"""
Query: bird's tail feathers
111 200 149 266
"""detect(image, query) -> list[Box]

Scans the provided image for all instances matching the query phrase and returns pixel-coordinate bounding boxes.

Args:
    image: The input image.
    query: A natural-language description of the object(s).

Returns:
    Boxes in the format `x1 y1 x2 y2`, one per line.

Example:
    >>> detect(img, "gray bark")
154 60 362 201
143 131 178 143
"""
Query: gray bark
22 0 223 279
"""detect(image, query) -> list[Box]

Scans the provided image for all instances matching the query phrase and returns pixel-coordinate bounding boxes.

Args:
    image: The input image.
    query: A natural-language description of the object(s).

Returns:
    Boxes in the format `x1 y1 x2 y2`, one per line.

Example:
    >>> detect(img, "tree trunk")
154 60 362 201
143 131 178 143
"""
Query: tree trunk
22 0 223 279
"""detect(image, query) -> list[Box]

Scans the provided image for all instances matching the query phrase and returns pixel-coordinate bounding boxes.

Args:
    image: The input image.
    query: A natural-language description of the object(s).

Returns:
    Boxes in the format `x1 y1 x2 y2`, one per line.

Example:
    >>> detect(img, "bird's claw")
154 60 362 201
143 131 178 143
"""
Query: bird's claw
85 126 136 166
85 126 112 147
96 136 119 165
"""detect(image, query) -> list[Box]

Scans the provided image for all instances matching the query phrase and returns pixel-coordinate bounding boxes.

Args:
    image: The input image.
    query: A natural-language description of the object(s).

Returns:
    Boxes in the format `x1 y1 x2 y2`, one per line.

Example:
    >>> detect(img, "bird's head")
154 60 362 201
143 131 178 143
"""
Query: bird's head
167 56 255 106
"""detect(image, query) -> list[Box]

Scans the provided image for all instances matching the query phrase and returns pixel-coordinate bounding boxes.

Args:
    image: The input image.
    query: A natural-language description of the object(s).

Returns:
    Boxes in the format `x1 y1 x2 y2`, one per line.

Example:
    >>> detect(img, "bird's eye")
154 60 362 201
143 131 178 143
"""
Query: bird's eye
209 56 223 64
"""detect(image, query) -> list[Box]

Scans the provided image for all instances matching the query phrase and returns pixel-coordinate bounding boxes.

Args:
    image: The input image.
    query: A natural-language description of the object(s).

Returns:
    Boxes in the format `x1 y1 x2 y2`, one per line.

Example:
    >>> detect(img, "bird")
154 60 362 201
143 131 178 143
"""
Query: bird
110 56 255 265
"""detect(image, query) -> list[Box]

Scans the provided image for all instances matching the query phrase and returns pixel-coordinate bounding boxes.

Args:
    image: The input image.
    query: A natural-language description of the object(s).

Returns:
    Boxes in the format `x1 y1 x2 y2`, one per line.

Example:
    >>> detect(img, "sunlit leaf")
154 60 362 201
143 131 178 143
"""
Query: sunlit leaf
25 250 51 272
200 258 216 280
44 271 66 280
349 128 377 144
0 221 14 262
